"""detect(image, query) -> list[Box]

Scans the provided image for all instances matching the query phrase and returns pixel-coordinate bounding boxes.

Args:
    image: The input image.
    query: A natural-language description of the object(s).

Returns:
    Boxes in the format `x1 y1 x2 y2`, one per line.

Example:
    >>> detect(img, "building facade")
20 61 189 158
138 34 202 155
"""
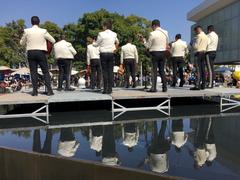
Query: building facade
188 0 240 64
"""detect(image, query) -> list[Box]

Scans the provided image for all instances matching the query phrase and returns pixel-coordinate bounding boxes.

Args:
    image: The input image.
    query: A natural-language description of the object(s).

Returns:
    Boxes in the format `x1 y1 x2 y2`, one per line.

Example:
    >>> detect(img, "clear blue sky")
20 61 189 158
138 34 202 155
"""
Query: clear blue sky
0 0 202 42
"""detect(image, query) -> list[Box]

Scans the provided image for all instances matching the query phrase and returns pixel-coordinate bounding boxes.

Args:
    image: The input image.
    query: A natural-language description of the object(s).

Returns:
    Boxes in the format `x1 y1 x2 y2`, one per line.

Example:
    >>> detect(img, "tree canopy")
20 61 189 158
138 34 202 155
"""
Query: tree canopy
0 9 152 71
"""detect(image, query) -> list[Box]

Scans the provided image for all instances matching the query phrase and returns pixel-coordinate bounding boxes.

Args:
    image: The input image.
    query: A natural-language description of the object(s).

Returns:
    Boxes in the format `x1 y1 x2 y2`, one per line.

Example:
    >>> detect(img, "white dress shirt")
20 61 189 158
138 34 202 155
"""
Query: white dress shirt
171 132 188 148
20 25 55 51
94 29 119 53
193 31 208 52
207 31 219 52
120 43 139 64
171 39 189 57
122 126 139 148
144 27 169 52
87 44 100 65
206 144 217 161
54 40 77 59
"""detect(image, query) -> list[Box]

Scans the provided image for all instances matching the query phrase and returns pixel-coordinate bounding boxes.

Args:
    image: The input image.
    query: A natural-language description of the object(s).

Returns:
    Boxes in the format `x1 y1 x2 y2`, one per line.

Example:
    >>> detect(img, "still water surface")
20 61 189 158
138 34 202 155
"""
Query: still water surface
0 107 240 180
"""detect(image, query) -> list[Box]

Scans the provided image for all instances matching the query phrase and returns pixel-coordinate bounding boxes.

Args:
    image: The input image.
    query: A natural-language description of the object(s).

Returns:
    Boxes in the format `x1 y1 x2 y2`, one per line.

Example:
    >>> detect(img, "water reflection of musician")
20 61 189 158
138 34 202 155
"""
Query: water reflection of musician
57 128 79 158
33 129 52 154
171 119 188 152
139 121 171 173
122 123 139 152
89 126 103 156
190 118 217 169
102 125 119 166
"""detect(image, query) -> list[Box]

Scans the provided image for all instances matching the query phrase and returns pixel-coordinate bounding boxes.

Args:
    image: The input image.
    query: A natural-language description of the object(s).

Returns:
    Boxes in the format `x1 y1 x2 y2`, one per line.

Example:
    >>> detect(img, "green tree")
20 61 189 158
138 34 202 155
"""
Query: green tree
0 19 26 67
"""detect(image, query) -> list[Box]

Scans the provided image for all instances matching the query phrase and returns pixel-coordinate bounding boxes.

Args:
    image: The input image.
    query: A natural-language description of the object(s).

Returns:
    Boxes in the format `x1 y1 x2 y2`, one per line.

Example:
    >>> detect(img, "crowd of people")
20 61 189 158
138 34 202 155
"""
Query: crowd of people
18 16 220 96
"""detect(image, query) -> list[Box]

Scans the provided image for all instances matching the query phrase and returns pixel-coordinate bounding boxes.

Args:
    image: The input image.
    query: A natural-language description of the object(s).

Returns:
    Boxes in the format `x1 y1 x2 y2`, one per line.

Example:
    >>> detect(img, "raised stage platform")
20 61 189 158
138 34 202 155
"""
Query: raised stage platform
0 86 239 123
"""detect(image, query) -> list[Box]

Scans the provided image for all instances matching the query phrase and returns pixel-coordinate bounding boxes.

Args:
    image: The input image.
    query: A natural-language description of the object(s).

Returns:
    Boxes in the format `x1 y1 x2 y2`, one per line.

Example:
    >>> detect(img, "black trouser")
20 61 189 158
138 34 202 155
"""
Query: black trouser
57 58 72 89
195 52 206 88
27 50 52 92
206 51 216 88
124 59 136 87
172 57 185 86
33 129 52 154
148 121 170 155
90 59 101 89
150 51 167 90
100 53 114 92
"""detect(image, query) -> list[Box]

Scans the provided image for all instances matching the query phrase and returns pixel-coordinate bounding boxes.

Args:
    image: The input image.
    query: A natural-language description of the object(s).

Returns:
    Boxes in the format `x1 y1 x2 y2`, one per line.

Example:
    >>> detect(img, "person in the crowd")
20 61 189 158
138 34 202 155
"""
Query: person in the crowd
171 119 188 152
170 34 189 87
89 126 103 156
54 34 77 91
122 123 139 152
102 125 119 166
32 129 53 154
190 25 208 90
206 25 219 88
87 36 101 90
94 20 119 94
142 19 169 92
58 128 80 157
120 37 139 88
20 16 55 96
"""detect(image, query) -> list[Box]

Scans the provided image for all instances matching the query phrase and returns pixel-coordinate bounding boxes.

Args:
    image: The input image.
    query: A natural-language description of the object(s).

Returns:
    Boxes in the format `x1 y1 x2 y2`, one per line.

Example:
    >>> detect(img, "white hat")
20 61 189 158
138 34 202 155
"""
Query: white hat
58 140 80 157
171 132 188 148
149 153 169 173
102 157 119 166
90 136 103 152
123 133 138 148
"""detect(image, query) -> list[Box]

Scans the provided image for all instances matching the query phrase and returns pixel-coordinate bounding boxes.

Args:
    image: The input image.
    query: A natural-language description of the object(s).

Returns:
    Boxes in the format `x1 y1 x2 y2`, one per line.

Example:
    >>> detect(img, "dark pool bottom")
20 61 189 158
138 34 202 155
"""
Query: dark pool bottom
0 109 240 180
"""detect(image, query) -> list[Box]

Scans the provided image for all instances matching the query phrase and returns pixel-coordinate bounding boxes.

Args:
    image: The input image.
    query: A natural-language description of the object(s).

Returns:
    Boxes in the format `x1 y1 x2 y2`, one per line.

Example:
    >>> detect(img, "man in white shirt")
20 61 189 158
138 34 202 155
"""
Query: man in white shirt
54 35 77 91
94 20 119 94
58 128 79 157
171 34 189 87
120 37 139 88
87 36 101 90
142 19 169 92
171 119 188 153
122 123 139 152
191 25 209 91
206 25 219 88
20 16 55 96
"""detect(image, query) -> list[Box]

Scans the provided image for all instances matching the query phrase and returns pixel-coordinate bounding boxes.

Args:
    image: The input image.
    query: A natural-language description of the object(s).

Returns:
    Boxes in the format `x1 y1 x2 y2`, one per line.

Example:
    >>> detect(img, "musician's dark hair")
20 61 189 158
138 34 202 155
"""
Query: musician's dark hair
152 19 160 27
31 16 40 25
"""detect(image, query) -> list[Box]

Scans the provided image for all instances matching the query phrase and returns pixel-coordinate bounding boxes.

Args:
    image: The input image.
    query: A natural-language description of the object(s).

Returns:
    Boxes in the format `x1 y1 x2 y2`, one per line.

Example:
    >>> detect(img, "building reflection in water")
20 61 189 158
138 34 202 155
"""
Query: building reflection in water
57 128 80 157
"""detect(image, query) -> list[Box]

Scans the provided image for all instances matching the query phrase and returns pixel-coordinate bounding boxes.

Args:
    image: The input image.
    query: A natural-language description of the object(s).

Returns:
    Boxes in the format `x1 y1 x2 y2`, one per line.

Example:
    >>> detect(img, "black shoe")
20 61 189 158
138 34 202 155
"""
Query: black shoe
147 89 157 93
31 91 38 96
132 83 136 88
102 90 107 94
171 84 176 88
162 87 167 92
57 88 63 91
47 91 54 96
125 85 129 88
179 83 184 87
190 87 200 91
201 84 205 90
65 88 75 91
